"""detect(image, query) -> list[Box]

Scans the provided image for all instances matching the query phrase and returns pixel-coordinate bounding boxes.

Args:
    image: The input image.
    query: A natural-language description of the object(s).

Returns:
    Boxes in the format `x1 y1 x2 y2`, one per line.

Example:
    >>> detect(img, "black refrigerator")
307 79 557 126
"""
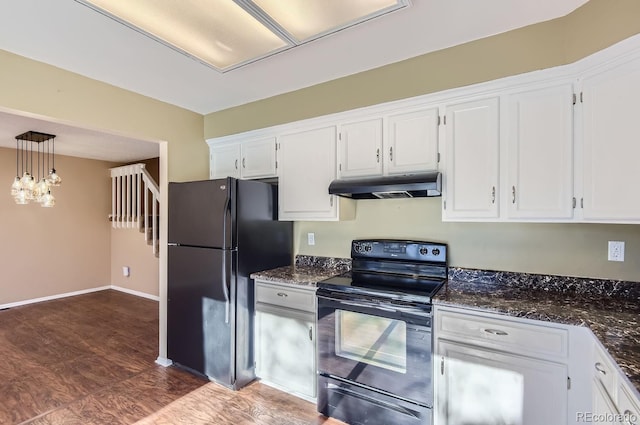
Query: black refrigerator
167 177 292 389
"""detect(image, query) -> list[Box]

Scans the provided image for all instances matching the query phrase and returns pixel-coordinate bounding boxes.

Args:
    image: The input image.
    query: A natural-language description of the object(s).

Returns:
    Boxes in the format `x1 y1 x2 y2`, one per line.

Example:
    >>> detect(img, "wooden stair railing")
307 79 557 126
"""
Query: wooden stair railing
110 164 160 256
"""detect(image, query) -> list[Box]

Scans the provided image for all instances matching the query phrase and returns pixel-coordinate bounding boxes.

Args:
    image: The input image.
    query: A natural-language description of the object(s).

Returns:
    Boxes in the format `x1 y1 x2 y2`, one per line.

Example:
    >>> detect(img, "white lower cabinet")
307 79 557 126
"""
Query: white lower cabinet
254 280 316 401
434 305 572 425
592 341 640 425
436 340 568 425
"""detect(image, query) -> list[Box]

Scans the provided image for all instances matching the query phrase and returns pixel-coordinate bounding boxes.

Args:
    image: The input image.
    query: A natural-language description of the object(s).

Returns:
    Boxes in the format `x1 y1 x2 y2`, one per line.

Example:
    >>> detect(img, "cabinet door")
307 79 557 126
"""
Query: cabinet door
442 97 500 220
338 118 383 178
580 57 640 222
387 107 439 175
210 144 240 179
278 126 338 220
593 380 623 425
436 340 568 425
506 84 574 220
255 308 316 399
241 137 277 179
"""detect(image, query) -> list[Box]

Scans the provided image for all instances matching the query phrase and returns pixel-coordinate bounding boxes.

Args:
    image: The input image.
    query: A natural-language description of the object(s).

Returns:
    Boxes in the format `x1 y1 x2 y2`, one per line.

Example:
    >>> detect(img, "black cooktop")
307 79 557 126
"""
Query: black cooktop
318 271 446 304
317 239 448 305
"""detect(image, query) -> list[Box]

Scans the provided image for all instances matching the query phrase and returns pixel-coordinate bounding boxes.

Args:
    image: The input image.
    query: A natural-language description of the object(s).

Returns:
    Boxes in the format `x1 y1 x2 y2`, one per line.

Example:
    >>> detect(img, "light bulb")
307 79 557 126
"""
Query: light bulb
35 178 49 202
42 190 55 208
10 176 21 196
47 169 62 186
15 188 28 205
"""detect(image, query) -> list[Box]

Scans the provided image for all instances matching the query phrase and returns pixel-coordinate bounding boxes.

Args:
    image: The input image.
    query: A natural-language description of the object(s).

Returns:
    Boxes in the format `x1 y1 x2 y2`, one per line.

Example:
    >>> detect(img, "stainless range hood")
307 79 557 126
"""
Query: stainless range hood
328 171 441 199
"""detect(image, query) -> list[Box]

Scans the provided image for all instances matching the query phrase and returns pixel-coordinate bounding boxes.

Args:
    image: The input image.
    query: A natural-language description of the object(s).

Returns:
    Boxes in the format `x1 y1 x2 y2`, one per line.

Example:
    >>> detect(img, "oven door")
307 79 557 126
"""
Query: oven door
317 291 433 406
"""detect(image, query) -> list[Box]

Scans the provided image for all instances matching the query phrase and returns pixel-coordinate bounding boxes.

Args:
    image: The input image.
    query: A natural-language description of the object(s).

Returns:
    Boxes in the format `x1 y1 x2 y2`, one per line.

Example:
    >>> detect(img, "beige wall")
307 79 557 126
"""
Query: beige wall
204 0 640 282
0 50 206 183
0 147 115 304
110 227 159 297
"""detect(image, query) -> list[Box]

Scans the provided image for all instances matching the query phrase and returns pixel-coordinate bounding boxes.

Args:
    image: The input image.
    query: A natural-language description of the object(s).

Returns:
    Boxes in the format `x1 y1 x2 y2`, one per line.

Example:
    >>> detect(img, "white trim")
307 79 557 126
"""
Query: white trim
0 285 160 310
0 286 110 310
155 356 173 367
207 33 640 147
110 285 160 301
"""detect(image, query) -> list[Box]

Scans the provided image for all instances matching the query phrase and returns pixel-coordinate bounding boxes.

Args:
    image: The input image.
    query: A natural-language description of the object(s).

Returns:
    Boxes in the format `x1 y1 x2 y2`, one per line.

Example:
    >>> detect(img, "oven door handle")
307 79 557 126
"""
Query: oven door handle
317 295 431 318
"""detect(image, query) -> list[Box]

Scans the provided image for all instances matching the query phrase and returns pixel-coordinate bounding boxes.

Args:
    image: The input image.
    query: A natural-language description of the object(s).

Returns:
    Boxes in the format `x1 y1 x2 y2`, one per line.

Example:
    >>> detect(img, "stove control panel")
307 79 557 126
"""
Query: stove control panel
352 239 447 264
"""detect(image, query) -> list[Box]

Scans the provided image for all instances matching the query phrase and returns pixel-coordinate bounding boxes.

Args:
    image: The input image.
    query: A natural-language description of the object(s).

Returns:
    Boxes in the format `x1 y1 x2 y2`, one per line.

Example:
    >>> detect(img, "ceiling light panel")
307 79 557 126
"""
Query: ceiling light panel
79 0 290 71
251 0 408 42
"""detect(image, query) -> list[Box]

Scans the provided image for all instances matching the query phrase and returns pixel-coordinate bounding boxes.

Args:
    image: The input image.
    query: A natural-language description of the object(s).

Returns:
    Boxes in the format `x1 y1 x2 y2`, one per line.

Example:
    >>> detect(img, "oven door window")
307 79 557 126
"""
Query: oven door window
317 296 432 406
335 310 406 373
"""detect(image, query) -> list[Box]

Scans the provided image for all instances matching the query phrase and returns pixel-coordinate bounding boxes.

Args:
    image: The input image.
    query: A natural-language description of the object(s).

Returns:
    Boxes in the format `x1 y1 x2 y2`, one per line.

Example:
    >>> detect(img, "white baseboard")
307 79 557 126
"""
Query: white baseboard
0 285 159 310
156 357 173 367
110 285 160 301
0 286 110 310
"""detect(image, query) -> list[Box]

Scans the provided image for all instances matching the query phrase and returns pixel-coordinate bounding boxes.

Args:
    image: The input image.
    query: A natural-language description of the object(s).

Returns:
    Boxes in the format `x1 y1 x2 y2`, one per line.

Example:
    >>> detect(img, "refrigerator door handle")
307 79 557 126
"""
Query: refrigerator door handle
221 189 231 324
222 250 230 324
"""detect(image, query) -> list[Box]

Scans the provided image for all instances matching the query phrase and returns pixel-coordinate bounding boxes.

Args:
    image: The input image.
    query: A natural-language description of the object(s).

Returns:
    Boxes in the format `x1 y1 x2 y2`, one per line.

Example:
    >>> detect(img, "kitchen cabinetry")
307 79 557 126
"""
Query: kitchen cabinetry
209 137 277 180
442 97 500 220
592 341 640 425
579 56 640 222
278 125 354 221
254 280 316 401
505 83 574 220
337 108 439 179
434 305 571 425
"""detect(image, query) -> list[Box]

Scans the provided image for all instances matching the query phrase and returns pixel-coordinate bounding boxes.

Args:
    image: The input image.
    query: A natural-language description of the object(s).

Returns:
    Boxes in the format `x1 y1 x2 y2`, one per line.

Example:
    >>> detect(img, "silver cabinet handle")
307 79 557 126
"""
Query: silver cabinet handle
330 196 334 207
276 292 288 298
234 159 238 170
512 186 516 204
483 328 508 336
623 410 637 425
376 148 380 163
491 186 496 204
389 146 393 161
309 326 313 341
242 157 246 168
594 362 607 375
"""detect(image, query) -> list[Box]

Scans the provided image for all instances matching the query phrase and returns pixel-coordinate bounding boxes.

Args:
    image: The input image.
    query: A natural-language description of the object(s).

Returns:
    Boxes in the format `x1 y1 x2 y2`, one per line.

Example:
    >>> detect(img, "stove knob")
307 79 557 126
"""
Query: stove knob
365 244 372 252
353 244 361 253
432 248 440 256
419 247 428 255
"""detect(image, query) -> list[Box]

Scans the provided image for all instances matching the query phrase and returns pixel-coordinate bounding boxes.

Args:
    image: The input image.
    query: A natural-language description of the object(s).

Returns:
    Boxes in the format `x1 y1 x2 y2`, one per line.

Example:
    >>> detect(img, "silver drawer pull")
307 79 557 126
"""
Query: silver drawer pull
276 292 288 297
483 328 508 336
594 362 607 375
623 410 637 425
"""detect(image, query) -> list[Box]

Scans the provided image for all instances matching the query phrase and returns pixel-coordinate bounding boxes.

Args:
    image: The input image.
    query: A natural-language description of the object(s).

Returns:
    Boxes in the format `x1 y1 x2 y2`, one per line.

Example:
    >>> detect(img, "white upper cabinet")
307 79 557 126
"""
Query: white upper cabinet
337 108 439 179
278 126 353 221
579 56 640 222
442 97 500 220
338 118 383 178
387 107 440 175
209 137 277 180
505 83 575 220
210 144 241 179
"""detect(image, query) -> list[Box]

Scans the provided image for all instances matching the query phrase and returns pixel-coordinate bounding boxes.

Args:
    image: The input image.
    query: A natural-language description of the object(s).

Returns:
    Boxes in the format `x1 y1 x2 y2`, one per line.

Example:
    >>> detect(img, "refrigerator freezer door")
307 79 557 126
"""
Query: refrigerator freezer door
168 179 234 249
168 245 234 385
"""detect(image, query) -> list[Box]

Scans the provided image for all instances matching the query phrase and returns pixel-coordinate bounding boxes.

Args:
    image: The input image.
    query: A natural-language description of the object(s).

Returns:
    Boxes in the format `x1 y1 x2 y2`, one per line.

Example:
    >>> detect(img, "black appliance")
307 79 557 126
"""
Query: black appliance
167 177 292 389
316 239 447 425
328 171 441 199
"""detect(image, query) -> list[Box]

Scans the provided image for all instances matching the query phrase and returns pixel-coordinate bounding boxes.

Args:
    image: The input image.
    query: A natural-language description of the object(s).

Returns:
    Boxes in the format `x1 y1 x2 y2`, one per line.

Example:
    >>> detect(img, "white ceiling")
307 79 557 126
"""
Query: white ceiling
0 0 588 162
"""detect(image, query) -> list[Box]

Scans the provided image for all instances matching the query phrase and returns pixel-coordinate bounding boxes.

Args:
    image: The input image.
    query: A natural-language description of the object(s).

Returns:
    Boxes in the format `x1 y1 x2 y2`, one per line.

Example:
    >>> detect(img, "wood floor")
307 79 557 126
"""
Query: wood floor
0 290 343 425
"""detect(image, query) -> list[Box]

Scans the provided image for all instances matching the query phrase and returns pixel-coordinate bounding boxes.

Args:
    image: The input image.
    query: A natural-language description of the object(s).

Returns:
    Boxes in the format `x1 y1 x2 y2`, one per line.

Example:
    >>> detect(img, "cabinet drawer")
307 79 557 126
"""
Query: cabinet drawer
255 282 316 312
594 343 618 400
437 308 568 359
618 382 640 425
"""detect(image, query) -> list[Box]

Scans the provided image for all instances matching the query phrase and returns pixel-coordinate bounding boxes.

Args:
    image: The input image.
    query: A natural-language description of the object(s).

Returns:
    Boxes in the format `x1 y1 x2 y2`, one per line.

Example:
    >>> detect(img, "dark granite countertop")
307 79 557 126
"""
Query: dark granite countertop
250 255 350 287
434 270 640 396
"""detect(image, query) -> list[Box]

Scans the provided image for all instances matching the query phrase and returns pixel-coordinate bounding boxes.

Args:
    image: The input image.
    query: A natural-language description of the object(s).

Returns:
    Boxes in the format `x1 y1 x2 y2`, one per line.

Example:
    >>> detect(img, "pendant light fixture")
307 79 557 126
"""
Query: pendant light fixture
9 131 62 207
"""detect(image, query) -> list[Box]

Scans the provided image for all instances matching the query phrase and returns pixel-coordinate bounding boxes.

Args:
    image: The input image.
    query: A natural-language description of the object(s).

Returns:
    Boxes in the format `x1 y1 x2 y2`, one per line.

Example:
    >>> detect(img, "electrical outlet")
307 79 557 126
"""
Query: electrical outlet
307 233 315 246
608 241 625 262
